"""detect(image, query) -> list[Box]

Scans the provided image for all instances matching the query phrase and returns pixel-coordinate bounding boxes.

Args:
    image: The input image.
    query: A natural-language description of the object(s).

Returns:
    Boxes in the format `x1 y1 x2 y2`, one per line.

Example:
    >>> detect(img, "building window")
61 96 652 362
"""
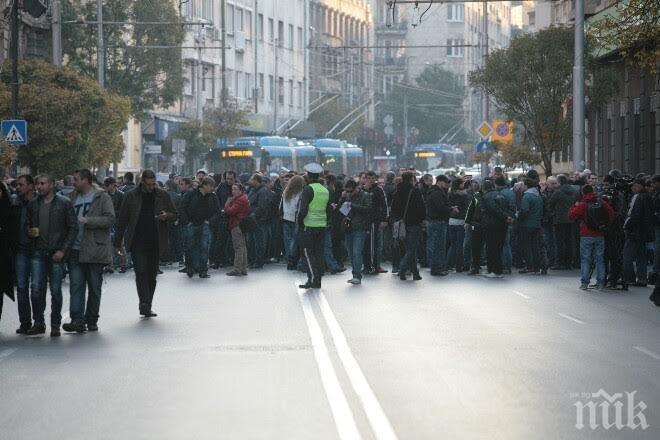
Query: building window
288 79 294 107
236 71 243 98
268 18 274 42
297 27 303 51
259 73 265 101
257 14 264 41
297 81 303 108
227 4 235 34
278 21 284 46
202 0 213 22
447 4 464 22
446 39 464 57
246 11 252 39
278 77 284 105
269 74 274 101
288 24 294 49
236 8 244 32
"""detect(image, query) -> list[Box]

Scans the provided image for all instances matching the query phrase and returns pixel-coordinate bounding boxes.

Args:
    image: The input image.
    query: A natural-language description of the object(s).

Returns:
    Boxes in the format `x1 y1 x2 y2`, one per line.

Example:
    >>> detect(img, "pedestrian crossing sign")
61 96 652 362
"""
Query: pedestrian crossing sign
1 120 27 145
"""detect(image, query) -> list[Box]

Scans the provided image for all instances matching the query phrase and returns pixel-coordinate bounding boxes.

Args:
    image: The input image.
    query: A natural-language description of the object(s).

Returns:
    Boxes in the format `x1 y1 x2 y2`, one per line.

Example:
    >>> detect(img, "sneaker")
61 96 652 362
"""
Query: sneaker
412 274 422 281
87 323 99 332
118 266 127 274
347 277 361 285
376 267 388 274
16 324 31 335
579 284 589 290
26 325 46 336
62 322 87 333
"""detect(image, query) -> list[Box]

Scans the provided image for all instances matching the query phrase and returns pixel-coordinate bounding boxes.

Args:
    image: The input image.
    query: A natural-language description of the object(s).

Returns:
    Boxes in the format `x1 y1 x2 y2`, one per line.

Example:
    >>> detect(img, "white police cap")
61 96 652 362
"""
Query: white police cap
303 163 323 174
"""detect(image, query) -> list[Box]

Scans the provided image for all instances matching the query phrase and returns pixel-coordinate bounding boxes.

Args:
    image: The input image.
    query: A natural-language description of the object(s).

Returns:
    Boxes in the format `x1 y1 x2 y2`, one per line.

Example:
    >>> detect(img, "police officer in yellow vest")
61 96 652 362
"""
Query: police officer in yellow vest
297 163 330 289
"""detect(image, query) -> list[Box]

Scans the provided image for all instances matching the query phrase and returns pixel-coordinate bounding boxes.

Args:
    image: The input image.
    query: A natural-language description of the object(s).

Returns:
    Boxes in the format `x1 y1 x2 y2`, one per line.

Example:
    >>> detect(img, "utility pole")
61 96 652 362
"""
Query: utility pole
10 0 19 118
403 91 408 154
52 0 63 66
97 0 104 89
221 0 227 107
482 0 488 121
573 0 585 172
253 0 259 113
196 28 203 120
273 39 279 133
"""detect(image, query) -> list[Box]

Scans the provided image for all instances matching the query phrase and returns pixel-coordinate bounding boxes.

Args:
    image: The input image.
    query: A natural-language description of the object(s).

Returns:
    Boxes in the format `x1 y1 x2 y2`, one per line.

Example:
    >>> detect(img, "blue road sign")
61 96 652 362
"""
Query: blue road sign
475 140 489 153
2 120 28 145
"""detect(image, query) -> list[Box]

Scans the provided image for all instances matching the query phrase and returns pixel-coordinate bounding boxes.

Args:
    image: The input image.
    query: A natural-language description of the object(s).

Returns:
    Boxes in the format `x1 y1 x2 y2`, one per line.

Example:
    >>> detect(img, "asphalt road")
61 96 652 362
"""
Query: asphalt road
1 264 659 440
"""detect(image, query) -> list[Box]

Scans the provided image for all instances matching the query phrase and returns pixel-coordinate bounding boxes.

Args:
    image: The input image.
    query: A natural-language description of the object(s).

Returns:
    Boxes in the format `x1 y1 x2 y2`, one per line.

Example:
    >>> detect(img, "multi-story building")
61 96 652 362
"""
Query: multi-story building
400 2 513 142
369 0 409 96
178 0 310 136
308 0 374 127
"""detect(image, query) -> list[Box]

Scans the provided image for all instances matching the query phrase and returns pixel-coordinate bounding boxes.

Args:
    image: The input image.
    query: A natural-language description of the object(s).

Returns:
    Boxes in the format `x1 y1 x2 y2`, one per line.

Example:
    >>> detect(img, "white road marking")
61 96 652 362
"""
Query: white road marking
558 313 585 325
0 348 17 362
512 290 530 300
633 346 660 361
318 291 399 440
296 286 362 440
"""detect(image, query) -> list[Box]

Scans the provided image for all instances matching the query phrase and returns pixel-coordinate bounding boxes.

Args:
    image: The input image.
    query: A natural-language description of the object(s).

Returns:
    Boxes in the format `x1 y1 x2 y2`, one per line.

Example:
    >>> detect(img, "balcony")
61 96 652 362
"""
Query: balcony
375 56 407 70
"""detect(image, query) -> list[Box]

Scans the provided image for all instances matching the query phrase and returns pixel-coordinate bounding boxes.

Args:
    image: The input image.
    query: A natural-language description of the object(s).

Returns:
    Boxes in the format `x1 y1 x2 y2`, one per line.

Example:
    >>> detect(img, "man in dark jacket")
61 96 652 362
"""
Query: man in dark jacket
342 179 373 285
517 178 547 274
623 178 655 286
362 171 388 274
392 172 426 280
14 175 37 334
104 177 125 273
548 174 577 269
481 179 515 277
114 170 177 318
210 171 236 269
25 174 77 336
180 176 219 278
426 175 456 276
247 174 273 269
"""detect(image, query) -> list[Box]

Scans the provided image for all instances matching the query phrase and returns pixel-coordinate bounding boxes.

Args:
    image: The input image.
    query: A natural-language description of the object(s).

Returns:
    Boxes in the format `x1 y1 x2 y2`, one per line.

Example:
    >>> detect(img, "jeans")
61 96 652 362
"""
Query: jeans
543 224 556 267
463 226 472 269
580 236 605 286
400 225 422 276
485 224 507 275
501 224 513 271
248 222 270 267
30 250 66 328
187 223 211 273
68 250 104 326
132 247 159 311
282 220 299 261
345 230 367 279
554 223 573 268
426 220 448 273
623 237 648 283
324 228 341 272
447 224 465 271
15 250 33 327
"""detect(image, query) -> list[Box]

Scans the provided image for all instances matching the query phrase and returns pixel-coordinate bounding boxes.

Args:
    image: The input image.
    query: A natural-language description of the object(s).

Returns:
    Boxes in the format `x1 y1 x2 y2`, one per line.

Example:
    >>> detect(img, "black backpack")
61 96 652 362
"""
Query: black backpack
585 198 609 231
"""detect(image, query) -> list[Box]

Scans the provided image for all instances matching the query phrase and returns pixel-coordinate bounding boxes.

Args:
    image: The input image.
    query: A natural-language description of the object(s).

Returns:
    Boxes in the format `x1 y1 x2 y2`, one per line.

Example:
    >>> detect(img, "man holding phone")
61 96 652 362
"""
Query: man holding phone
115 170 177 318
25 174 77 336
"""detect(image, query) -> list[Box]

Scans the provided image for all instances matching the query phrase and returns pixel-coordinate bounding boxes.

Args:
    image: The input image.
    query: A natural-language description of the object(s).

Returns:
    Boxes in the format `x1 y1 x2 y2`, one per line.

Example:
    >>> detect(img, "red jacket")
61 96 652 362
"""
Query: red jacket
224 192 250 230
568 192 614 237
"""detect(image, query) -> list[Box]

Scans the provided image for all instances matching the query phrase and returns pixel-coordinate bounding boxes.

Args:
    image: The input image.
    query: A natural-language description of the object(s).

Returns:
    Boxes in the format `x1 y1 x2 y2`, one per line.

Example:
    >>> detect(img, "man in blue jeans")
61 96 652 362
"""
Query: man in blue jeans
180 177 219 278
425 175 455 276
568 184 615 289
63 169 115 333
14 175 37 334
25 174 77 337
341 180 372 285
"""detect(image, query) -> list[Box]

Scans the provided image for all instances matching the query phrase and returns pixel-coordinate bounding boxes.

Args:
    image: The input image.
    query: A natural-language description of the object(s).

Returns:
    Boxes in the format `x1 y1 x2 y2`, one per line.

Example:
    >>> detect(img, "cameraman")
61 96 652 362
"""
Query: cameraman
623 177 654 287
601 173 628 288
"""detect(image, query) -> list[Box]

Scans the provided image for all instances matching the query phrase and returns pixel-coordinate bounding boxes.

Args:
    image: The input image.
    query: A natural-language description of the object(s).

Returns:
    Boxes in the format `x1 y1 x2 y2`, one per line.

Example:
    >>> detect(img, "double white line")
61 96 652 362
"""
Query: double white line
297 284 398 440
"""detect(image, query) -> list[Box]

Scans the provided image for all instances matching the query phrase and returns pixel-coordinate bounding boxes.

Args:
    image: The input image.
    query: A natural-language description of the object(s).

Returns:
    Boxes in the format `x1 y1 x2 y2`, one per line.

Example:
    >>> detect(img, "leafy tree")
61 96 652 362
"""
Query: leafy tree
589 0 659 72
0 59 131 176
62 0 184 117
378 65 465 147
164 99 247 175
469 26 616 176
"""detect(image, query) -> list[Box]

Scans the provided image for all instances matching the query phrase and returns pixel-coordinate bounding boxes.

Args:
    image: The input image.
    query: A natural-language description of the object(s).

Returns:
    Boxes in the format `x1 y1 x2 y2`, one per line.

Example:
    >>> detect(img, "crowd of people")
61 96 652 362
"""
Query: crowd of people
0 164 658 337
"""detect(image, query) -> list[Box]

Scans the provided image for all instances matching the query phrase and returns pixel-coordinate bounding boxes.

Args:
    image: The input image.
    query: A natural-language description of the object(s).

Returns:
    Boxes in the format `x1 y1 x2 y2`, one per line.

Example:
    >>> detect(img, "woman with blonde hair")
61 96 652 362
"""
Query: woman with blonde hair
281 174 305 270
